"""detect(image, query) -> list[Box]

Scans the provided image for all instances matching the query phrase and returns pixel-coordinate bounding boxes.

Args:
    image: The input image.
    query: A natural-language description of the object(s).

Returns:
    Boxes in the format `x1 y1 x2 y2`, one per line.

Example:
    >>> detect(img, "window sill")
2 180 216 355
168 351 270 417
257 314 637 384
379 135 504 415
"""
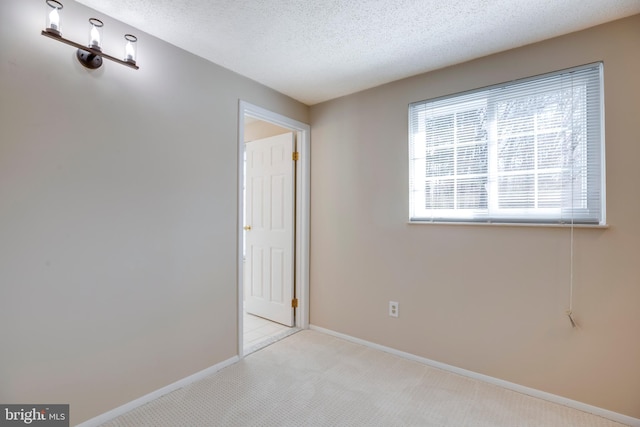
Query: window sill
408 221 609 229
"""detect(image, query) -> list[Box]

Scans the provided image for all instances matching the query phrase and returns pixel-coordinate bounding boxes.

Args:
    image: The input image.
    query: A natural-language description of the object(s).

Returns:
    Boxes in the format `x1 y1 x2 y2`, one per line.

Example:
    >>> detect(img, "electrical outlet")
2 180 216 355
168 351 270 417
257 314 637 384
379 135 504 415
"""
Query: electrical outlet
389 301 399 318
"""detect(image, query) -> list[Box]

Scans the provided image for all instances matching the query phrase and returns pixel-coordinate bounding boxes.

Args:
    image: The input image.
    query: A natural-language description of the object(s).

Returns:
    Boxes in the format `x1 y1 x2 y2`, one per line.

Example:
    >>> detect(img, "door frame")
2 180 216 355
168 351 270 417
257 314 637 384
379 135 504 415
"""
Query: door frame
237 100 310 357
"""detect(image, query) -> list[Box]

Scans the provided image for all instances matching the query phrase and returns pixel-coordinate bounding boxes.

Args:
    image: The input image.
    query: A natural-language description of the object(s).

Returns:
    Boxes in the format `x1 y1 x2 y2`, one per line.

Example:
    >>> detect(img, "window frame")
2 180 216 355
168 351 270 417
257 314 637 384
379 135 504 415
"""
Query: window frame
408 63 606 226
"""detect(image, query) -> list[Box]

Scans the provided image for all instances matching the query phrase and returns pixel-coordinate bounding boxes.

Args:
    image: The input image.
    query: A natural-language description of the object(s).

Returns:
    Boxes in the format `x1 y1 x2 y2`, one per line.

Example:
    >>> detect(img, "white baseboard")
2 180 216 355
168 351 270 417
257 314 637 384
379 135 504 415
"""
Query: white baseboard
75 355 240 427
309 325 639 427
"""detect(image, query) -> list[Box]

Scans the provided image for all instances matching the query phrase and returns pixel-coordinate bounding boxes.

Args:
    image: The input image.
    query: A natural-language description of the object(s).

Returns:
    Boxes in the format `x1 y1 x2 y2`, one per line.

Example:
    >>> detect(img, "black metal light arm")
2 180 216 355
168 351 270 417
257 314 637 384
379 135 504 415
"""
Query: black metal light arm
41 30 139 70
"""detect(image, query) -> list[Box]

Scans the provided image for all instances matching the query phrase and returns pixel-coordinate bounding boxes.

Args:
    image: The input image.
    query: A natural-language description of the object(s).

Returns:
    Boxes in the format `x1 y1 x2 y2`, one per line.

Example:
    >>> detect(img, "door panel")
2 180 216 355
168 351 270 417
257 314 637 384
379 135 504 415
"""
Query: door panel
245 132 295 326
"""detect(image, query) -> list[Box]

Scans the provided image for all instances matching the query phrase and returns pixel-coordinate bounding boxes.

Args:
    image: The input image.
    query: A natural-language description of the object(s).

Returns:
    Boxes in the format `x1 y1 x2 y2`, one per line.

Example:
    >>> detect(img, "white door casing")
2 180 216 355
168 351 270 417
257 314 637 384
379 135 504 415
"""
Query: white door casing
237 100 310 358
244 133 295 326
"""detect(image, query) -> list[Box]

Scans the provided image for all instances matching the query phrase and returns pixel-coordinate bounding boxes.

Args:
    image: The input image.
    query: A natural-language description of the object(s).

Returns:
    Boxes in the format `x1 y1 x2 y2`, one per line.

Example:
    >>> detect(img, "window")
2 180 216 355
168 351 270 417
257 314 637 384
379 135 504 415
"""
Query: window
409 63 604 225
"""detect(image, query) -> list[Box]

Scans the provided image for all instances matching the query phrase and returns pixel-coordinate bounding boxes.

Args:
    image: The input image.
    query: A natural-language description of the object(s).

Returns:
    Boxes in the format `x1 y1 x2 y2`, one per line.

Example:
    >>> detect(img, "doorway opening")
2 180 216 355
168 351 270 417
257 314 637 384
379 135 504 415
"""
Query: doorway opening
237 101 310 357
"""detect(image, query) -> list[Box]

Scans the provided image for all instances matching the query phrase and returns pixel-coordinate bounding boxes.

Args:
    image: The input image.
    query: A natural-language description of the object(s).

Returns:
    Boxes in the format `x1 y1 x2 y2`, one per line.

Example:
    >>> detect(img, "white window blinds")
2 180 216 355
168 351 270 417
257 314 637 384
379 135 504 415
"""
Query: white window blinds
409 63 605 224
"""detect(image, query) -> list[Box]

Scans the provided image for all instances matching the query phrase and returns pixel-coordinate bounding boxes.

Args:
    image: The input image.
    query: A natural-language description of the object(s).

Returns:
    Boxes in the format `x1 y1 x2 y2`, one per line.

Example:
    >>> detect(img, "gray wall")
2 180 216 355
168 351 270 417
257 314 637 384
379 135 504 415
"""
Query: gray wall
0 1 308 424
310 15 640 418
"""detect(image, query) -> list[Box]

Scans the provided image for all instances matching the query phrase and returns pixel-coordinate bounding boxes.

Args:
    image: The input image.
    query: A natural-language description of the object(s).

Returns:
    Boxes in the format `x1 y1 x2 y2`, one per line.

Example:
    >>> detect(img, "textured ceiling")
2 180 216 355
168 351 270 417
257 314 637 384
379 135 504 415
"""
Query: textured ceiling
72 0 640 105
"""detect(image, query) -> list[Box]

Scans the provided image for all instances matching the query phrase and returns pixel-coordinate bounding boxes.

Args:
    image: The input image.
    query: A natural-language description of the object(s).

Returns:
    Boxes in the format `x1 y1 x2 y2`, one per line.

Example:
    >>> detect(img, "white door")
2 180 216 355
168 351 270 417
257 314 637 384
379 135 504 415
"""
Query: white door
244 132 295 326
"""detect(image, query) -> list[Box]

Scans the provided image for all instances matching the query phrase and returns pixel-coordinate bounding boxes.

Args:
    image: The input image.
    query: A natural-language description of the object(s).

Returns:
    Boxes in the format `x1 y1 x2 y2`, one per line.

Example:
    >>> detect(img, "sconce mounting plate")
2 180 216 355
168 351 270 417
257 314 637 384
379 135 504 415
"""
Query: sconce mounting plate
76 49 103 69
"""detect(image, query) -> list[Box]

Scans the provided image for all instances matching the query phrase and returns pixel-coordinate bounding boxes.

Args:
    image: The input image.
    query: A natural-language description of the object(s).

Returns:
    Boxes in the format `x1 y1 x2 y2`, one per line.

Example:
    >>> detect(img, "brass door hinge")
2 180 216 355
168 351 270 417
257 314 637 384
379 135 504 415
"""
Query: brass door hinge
291 298 299 308
292 151 299 161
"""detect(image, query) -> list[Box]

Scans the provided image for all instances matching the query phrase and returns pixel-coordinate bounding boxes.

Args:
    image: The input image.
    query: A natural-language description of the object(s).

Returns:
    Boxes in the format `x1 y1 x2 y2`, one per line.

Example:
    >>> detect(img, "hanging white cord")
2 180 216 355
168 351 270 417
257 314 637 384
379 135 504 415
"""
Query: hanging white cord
569 220 574 312
567 217 577 327
566 74 577 328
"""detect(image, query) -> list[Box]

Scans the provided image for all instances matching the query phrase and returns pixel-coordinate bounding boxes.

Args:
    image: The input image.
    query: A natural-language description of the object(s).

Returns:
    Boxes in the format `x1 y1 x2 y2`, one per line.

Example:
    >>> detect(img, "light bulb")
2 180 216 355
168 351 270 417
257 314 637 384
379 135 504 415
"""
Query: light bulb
49 8 59 30
125 41 135 61
90 25 101 48
123 34 137 64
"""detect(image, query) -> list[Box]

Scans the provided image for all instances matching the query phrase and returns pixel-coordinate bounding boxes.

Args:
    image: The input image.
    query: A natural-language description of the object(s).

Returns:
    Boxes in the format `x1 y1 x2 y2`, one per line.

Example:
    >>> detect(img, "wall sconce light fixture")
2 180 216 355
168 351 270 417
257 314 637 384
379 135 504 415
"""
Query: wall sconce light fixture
41 0 139 70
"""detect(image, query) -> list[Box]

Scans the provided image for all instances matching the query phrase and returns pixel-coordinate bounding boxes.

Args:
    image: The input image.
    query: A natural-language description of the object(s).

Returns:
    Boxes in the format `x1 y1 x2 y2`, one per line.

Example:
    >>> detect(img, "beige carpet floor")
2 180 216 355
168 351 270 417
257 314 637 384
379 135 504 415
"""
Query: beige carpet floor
101 330 626 427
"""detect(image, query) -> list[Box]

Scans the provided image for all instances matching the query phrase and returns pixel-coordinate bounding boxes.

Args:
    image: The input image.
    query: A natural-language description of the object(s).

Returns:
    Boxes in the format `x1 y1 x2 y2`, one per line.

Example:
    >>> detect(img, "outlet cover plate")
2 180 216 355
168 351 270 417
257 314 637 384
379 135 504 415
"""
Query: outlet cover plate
389 301 399 317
